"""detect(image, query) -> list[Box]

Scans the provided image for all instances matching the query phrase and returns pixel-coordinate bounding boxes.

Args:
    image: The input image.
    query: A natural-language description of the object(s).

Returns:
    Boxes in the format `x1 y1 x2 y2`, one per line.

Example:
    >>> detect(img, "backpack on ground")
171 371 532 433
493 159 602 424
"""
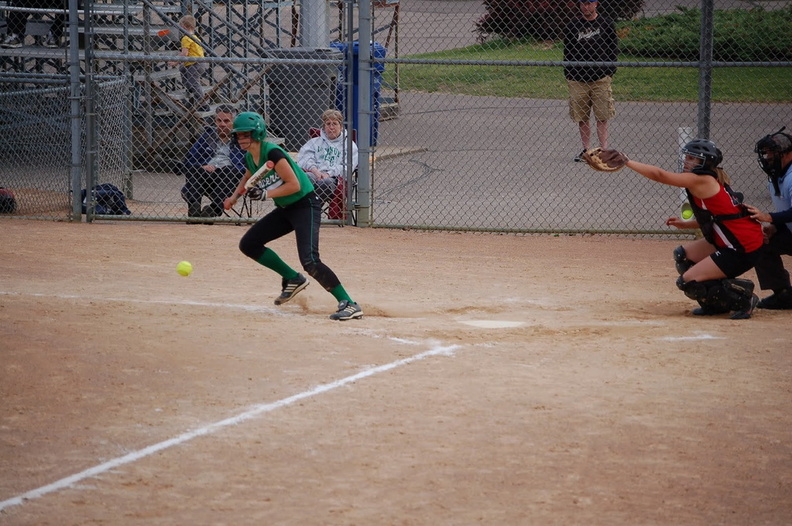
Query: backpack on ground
81 183 131 215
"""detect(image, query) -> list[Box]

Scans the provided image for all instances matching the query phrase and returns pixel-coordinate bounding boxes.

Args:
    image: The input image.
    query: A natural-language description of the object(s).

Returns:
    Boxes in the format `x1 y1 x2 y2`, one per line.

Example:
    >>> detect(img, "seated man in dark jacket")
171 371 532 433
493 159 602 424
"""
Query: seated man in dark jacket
180 105 246 220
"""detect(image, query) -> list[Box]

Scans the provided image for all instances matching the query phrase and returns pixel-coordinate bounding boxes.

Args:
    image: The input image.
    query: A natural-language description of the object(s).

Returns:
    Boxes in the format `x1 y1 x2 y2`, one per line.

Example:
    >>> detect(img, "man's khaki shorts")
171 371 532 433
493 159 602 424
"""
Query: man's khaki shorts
568 77 615 123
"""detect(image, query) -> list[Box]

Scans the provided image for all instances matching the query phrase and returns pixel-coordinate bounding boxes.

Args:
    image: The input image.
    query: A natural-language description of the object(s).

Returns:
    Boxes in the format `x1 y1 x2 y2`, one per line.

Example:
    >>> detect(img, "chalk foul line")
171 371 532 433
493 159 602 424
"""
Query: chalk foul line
0 342 459 512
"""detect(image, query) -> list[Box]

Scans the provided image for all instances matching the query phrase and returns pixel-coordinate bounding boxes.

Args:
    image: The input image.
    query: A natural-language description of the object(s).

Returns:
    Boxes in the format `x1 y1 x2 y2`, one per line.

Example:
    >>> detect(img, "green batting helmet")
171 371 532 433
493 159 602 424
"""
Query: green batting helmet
232 112 267 141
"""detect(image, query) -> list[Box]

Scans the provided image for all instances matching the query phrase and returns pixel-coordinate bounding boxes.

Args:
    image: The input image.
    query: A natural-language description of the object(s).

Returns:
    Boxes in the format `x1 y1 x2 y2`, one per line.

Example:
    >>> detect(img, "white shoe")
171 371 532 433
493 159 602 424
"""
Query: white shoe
42 33 61 48
1 34 23 48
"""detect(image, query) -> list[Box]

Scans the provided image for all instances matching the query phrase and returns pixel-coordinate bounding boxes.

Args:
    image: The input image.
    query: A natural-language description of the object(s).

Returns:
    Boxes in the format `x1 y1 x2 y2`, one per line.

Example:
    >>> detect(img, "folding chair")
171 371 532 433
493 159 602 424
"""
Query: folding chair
224 194 253 224
307 127 358 224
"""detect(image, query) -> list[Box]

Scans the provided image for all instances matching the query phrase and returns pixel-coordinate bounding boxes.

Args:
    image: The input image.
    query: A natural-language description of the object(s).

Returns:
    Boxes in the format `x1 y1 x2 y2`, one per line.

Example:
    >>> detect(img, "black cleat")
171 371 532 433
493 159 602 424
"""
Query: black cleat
691 305 729 316
730 294 760 320
274 274 308 305
757 289 792 310
329 300 363 321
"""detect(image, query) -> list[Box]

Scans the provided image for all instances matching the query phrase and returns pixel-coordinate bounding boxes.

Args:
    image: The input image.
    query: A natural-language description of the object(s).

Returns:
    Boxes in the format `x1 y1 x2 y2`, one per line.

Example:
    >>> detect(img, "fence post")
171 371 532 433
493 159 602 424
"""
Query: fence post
696 0 714 140
355 0 373 227
68 0 82 221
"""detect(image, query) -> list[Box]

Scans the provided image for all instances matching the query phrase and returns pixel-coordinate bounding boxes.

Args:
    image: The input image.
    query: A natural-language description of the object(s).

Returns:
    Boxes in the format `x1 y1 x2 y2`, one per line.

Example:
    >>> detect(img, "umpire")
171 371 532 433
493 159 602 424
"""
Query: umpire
745 128 792 309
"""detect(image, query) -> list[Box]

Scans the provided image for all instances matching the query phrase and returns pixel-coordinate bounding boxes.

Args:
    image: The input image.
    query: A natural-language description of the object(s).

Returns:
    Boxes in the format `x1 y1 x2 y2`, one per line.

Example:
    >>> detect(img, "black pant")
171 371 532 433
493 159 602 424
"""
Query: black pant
180 165 239 216
7 0 66 38
238 193 342 292
755 225 792 291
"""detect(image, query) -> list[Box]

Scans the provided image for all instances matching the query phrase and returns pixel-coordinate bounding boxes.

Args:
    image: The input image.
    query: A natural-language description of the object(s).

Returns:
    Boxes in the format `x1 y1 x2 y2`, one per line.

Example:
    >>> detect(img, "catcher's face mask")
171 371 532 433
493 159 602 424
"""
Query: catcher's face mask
681 139 722 172
682 153 705 172
757 148 782 177
755 128 792 181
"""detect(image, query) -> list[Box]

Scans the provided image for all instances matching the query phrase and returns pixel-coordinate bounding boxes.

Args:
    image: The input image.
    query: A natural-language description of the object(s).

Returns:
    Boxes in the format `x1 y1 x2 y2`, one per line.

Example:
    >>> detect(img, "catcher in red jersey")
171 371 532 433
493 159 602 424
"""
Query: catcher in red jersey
600 140 765 319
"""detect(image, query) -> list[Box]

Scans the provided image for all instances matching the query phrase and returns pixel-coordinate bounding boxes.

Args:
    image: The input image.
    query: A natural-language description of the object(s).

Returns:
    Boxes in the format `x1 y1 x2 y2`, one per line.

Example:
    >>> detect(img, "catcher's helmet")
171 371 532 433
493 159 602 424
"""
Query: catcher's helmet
232 112 267 141
682 139 723 170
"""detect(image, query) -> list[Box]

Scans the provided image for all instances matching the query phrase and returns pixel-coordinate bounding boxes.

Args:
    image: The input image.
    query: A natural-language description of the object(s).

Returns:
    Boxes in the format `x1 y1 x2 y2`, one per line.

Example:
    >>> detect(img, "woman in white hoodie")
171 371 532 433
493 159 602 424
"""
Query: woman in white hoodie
297 109 359 204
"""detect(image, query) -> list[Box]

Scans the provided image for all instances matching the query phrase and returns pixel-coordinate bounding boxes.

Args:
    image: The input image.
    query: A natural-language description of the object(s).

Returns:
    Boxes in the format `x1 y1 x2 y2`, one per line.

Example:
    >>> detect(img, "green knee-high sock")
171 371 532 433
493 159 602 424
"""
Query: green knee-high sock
256 248 298 279
330 284 353 303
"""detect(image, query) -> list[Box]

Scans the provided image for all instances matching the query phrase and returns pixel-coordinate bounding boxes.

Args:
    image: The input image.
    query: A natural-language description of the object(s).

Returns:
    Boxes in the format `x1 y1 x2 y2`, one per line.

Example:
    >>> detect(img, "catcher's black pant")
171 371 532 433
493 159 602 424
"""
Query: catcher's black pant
239 192 342 292
755 226 792 291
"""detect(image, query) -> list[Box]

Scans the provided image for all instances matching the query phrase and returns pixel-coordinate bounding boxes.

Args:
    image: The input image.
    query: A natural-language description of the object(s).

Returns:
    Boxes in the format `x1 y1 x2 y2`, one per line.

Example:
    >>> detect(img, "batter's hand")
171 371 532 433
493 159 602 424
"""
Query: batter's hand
246 187 265 201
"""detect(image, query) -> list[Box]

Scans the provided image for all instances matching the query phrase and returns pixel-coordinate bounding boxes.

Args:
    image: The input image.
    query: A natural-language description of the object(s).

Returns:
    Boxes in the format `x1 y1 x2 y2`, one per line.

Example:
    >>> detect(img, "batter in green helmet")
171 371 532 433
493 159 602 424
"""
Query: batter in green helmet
224 111 363 320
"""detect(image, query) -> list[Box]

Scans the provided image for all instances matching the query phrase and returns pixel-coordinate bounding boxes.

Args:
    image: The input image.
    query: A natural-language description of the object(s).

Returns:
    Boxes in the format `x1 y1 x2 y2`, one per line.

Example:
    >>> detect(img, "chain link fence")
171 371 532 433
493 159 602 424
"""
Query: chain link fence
372 0 791 233
0 84 72 219
0 0 789 234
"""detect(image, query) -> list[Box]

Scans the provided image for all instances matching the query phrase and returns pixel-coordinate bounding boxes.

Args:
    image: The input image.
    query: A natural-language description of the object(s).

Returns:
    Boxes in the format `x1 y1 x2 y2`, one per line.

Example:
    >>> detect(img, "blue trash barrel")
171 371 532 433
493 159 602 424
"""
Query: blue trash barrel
330 41 386 146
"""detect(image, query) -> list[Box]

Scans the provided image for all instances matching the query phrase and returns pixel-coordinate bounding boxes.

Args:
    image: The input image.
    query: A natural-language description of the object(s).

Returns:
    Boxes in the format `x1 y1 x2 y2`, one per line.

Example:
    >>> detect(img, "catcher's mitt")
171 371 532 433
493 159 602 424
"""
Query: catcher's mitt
581 148 629 172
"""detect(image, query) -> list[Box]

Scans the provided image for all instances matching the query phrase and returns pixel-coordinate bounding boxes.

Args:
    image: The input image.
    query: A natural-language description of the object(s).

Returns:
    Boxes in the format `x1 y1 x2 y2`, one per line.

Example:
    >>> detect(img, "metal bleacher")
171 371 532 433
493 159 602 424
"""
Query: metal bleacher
0 0 298 183
0 0 183 84
0 0 400 124
0 0 294 98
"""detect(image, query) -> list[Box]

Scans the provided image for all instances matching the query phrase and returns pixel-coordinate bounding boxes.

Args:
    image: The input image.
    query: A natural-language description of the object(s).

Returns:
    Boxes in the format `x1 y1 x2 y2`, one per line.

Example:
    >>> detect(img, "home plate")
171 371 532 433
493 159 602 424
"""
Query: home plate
459 320 525 329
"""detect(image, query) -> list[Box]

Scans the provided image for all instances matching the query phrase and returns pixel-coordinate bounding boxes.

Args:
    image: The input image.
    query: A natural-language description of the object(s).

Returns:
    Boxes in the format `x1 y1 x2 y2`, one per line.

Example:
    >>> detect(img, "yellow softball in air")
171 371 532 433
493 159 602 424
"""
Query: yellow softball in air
681 202 694 220
177 261 193 277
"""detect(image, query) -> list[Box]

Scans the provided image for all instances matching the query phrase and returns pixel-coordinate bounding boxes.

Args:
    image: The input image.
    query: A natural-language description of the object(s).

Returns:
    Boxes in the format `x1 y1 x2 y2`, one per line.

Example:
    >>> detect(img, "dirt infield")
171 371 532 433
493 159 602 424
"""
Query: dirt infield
1 220 790 525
